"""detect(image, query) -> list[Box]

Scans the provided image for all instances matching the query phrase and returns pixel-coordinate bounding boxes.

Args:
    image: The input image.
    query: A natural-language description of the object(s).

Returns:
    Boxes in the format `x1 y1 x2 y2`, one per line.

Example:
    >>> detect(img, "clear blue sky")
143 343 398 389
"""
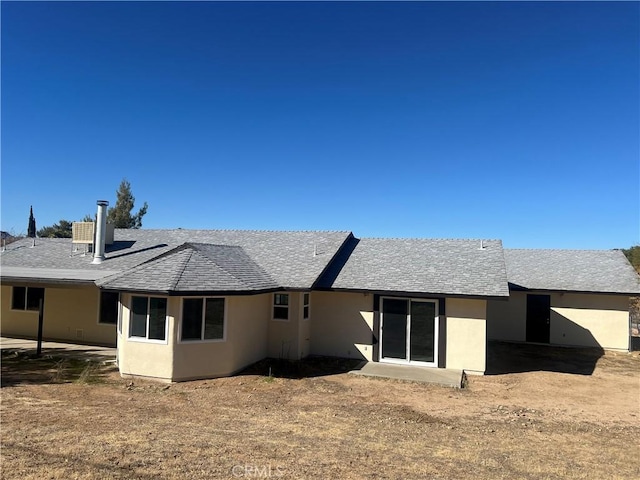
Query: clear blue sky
1 1 638 249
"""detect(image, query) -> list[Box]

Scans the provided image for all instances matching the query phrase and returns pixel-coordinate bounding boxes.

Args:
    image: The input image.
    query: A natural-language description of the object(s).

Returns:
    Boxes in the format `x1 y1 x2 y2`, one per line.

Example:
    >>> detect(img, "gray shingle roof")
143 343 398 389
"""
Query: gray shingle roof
97 243 278 293
504 249 640 295
322 238 509 298
1 229 353 290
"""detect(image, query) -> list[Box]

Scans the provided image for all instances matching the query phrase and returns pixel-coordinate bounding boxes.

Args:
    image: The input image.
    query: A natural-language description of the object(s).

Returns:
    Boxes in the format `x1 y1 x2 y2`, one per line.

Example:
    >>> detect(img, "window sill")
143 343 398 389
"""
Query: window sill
178 338 226 344
126 337 168 345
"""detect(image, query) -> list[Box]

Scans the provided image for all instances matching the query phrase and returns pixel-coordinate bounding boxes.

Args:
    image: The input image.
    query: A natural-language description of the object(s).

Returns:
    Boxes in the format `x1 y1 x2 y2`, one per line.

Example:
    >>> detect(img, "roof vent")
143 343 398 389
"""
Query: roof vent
92 200 109 264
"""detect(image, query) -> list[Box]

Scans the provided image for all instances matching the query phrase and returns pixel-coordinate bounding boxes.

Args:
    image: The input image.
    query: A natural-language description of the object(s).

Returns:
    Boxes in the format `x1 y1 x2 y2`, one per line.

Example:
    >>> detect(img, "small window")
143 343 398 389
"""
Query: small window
273 293 289 320
129 296 167 341
99 291 119 324
12 286 44 311
181 298 225 341
303 293 310 319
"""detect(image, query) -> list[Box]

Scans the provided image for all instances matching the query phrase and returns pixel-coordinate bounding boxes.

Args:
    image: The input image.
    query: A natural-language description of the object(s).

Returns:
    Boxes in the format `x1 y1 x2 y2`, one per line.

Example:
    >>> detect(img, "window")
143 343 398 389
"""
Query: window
129 296 167 341
11 287 44 311
273 293 289 320
303 293 310 319
181 298 225 341
99 291 119 324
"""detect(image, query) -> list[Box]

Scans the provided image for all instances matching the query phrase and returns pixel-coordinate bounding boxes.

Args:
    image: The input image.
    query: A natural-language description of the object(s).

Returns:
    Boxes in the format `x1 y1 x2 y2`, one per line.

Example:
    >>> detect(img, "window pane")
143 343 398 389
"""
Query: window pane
304 293 309 305
382 299 408 360
182 298 203 340
204 298 224 340
148 298 167 341
12 287 26 310
274 294 288 306
130 296 148 338
99 292 119 324
303 306 309 319
410 302 436 363
274 306 288 320
26 288 45 311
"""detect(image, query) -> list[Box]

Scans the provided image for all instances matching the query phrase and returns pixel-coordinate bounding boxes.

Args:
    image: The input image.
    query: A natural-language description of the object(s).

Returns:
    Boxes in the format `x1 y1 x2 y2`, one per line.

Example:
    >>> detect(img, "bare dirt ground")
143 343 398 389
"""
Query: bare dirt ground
1 343 639 480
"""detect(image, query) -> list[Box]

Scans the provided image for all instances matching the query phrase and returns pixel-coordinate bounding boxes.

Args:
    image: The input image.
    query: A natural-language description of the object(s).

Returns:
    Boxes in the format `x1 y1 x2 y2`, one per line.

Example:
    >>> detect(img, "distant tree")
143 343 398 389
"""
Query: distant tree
37 220 73 238
622 246 640 273
106 179 148 229
27 206 36 238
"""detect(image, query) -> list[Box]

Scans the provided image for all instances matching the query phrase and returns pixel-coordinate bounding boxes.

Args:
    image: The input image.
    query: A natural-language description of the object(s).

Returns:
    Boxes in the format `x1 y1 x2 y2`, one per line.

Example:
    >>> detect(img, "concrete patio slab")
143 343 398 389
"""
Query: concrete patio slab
349 361 464 388
1 337 116 364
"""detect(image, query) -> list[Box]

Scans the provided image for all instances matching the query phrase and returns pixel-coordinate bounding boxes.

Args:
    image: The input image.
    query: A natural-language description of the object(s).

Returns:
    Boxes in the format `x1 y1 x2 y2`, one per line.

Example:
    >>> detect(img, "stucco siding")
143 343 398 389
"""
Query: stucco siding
310 291 374 361
487 293 526 342
487 291 630 350
446 298 487 374
1 284 116 346
550 293 629 350
117 294 175 381
267 291 300 360
172 294 271 381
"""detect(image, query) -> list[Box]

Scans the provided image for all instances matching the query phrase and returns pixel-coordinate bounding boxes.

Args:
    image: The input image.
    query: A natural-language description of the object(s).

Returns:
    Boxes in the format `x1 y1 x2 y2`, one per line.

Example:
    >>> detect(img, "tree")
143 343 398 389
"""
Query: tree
27 206 37 238
622 245 640 273
37 220 73 238
106 179 148 229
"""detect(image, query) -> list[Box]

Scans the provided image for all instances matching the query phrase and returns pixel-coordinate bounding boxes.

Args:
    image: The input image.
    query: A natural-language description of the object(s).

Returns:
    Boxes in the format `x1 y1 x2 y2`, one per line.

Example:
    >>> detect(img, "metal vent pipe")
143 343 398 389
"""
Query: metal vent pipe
92 200 109 264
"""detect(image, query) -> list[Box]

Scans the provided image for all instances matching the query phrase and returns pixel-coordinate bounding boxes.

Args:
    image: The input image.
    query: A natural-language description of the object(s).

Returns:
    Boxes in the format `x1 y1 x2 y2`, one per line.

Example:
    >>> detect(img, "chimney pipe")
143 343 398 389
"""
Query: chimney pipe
92 200 109 264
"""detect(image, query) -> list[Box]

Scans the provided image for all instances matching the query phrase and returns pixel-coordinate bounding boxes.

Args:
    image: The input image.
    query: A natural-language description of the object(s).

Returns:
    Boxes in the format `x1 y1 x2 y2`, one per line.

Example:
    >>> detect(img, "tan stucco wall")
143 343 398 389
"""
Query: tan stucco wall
298 293 311 359
119 293 272 382
487 294 526 342
267 291 300 360
117 294 176 381
487 291 630 350
446 298 487 374
550 293 629 350
310 291 374 361
172 294 271 381
1 284 116 346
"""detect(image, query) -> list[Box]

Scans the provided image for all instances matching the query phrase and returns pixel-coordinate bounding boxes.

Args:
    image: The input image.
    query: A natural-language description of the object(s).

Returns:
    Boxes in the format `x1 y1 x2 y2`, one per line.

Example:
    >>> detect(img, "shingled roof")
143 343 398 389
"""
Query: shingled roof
319 238 510 298
0 229 353 290
504 249 640 295
96 243 279 294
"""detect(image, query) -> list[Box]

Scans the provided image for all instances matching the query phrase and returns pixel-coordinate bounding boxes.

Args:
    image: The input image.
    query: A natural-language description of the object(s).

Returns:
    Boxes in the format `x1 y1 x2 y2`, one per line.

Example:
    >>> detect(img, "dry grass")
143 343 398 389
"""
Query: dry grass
1 347 639 480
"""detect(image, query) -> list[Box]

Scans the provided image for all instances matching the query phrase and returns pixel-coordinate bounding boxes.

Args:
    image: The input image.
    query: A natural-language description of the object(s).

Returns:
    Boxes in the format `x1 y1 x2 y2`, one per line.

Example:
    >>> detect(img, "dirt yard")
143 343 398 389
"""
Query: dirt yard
1 343 639 480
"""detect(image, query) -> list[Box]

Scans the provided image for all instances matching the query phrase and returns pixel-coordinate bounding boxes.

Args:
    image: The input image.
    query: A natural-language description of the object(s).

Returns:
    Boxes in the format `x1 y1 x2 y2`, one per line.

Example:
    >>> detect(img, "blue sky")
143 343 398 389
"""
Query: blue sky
1 1 638 249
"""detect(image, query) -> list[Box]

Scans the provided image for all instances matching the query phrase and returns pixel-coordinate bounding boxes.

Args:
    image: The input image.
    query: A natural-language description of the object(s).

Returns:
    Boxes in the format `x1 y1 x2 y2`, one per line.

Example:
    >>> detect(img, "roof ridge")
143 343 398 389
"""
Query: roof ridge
360 237 503 242
192 244 277 289
169 249 194 291
113 228 352 234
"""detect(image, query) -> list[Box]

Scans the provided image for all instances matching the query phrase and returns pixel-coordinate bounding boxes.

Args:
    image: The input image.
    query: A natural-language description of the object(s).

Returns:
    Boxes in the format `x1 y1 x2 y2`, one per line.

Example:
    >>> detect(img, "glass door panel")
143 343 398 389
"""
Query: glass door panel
410 301 436 363
381 299 408 360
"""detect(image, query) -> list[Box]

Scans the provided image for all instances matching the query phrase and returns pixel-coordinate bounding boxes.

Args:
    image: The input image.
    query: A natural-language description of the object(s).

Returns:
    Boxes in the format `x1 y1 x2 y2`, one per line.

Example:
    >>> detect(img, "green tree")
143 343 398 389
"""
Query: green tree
106 179 148 229
622 245 640 273
37 220 73 238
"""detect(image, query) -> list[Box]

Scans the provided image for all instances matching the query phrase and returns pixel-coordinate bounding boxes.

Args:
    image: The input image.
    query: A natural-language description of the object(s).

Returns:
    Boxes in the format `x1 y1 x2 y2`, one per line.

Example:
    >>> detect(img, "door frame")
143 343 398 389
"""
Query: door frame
379 296 439 367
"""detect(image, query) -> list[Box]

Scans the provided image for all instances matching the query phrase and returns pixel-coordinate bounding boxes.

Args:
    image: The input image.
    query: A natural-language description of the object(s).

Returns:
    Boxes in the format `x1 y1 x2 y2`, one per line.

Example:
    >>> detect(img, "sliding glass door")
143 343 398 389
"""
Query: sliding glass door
380 298 438 366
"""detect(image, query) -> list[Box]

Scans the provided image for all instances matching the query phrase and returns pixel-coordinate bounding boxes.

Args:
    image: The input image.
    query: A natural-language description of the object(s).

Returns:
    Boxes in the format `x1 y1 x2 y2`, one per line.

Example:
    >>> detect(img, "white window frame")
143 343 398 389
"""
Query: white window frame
179 297 227 343
272 293 289 321
127 295 169 344
302 292 310 320
379 296 439 367
10 286 44 312
97 291 120 326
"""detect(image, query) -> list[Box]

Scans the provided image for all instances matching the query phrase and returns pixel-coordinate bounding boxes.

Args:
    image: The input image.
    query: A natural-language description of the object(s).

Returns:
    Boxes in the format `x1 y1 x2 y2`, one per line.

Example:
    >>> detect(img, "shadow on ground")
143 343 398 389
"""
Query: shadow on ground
239 356 363 379
486 341 604 376
1 350 116 387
